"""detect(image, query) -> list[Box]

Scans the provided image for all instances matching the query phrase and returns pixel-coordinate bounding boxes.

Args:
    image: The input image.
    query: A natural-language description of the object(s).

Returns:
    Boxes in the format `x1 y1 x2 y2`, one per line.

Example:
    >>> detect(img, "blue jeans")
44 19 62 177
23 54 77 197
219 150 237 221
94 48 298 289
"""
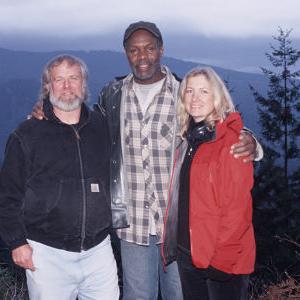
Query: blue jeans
121 235 183 300
26 236 119 300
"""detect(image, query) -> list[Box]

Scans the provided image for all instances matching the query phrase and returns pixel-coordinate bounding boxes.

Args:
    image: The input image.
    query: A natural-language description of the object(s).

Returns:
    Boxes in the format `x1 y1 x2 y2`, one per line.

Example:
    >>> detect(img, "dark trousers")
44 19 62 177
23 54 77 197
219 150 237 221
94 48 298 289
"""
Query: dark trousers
177 250 249 300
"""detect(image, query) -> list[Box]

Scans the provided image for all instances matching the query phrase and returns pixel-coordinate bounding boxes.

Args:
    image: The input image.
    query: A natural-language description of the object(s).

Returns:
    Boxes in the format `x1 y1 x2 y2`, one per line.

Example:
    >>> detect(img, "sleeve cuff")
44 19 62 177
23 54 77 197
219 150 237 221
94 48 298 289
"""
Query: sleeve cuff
9 238 28 251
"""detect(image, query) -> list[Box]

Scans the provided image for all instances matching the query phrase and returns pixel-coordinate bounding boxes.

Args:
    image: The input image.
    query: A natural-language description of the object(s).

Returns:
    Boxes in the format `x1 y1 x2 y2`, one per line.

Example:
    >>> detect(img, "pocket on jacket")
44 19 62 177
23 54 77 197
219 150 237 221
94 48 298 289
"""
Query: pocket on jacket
192 161 219 181
158 123 173 151
24 182 64 228
44 178 81 235
85 178 112 235
190 161 220 208
212 243 242 273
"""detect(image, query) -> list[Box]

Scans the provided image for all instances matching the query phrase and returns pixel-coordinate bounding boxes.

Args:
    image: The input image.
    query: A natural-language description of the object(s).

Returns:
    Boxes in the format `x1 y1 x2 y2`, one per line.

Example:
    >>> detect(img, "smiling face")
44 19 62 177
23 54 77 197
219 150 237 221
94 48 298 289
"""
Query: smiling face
49 60 84 112
125 29 164 84
183 74 216 123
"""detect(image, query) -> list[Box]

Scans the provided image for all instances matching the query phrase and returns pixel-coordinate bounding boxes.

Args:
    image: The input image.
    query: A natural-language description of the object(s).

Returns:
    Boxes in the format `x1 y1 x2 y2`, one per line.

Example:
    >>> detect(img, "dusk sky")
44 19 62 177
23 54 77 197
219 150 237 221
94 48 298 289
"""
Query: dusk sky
1 0 299 37
1 0 300 72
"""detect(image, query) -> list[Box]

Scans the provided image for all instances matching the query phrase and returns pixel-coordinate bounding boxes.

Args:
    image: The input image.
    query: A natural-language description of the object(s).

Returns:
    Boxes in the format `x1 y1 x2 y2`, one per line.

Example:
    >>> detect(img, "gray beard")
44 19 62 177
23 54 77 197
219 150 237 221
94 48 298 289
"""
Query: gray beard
49 93 84 112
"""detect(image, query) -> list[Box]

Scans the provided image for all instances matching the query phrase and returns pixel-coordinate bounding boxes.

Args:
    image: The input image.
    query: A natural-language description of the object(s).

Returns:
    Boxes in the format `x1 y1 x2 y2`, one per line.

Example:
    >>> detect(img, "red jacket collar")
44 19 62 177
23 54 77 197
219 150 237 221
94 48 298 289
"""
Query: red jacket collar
215 112 243 141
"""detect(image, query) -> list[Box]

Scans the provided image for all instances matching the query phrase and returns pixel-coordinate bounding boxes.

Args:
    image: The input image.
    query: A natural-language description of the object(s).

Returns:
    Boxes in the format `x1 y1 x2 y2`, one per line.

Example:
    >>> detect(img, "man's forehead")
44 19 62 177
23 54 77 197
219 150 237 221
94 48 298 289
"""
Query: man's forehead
51 62 81 73
53 60 78 68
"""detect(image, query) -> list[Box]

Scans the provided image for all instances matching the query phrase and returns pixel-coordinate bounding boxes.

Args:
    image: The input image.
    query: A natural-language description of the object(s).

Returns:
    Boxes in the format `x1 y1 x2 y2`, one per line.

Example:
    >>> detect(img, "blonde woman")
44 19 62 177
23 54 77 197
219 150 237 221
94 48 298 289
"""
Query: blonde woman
162 67 255 300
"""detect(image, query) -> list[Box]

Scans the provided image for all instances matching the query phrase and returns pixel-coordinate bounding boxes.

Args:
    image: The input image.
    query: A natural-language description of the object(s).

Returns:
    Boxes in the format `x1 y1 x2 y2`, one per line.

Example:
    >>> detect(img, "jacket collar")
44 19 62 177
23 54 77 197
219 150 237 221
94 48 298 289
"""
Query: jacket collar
180 112 243 147
186 119 215 147
215 112 243 141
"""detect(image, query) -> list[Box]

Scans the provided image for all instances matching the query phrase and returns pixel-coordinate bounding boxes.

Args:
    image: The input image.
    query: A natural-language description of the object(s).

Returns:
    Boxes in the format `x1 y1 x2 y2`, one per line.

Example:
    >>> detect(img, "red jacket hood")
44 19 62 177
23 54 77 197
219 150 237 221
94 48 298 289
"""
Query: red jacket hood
215 112 243 142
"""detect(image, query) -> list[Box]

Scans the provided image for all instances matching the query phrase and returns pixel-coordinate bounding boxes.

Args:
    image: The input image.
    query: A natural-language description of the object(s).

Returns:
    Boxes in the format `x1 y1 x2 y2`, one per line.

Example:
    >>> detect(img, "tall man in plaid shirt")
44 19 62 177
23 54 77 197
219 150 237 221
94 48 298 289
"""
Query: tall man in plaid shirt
97 21 261 300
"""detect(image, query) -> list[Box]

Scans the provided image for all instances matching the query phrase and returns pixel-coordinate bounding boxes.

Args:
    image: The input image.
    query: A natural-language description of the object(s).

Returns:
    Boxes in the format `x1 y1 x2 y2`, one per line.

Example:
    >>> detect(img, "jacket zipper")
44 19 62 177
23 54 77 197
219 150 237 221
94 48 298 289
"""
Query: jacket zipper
71 126 87 250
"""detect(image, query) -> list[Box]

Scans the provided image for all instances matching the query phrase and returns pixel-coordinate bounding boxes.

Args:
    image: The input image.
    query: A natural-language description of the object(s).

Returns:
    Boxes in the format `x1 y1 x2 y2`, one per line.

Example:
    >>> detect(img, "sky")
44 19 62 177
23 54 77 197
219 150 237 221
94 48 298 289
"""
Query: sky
0 0 300 72
1 0 299 38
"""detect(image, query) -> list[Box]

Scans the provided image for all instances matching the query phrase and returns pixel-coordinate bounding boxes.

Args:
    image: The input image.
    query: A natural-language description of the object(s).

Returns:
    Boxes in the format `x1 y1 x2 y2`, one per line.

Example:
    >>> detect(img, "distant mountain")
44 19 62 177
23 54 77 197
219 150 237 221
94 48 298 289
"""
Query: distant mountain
0 48 267 162
5 32 300 74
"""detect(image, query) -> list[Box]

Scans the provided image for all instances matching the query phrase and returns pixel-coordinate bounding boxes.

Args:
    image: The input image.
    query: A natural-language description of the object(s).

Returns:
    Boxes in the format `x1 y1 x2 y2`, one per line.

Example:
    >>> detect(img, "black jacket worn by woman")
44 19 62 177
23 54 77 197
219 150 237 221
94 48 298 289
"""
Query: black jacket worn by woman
0 99 112 252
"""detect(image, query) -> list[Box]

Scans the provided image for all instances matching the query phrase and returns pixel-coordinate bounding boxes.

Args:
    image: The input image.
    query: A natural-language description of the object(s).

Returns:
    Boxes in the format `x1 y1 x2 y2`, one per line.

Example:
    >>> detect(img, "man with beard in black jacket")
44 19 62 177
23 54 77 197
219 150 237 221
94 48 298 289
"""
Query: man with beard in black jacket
0 54 119 300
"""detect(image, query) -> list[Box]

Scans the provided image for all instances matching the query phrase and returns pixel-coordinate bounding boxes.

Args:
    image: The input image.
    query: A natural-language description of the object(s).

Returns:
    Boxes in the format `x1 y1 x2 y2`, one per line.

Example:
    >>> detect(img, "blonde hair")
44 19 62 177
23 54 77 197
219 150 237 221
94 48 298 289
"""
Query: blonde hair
177 66 235 137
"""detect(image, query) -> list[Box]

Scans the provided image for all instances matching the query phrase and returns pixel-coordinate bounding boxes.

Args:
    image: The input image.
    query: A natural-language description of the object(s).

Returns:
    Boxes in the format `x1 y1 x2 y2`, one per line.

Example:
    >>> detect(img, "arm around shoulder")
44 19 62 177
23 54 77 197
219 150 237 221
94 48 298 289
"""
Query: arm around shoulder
241 128 263 161
231 128 264 162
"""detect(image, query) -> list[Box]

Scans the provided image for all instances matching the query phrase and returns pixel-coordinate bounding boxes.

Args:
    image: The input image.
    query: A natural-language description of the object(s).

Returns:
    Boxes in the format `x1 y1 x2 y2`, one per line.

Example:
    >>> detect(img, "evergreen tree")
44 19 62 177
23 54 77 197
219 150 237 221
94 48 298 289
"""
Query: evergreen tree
250 28 300 289
250 27 300 189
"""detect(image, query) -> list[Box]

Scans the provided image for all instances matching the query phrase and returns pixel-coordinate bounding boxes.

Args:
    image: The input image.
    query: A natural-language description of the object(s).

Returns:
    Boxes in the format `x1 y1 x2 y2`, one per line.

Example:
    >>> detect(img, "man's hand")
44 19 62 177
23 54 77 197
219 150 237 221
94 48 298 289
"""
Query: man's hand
230 131 257 163
30 100 45 120
12 244 35 271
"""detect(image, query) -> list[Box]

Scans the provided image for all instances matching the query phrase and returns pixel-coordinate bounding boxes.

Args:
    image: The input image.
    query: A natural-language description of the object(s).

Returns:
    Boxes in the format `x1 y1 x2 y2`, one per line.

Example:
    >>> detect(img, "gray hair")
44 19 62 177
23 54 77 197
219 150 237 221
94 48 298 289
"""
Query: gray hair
39 54 89 102
177 66 236 138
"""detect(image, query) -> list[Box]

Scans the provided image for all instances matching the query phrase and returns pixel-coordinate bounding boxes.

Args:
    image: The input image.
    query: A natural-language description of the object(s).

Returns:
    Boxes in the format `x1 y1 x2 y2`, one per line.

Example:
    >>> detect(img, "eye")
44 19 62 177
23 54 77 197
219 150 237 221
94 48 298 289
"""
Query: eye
128 48 138 56
69 75 80 81
54 77 63 83
185 88 193 94
146 46 155 53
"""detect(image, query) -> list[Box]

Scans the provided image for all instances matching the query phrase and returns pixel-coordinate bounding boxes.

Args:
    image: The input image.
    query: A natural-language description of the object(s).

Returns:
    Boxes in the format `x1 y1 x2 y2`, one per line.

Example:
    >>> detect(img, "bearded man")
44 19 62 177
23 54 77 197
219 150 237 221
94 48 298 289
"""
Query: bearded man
0 55 119 300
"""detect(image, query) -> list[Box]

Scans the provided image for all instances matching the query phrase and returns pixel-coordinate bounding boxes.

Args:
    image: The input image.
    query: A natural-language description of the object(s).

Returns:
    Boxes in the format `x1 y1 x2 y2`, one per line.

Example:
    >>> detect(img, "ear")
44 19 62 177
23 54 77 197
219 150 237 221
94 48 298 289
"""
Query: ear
45 83 50 93
159 46 164 57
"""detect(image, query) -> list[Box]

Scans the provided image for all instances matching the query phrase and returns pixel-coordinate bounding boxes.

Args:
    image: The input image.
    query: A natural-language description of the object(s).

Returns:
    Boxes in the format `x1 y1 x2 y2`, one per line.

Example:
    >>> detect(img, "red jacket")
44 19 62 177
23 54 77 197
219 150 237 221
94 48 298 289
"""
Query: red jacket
189 112 255 274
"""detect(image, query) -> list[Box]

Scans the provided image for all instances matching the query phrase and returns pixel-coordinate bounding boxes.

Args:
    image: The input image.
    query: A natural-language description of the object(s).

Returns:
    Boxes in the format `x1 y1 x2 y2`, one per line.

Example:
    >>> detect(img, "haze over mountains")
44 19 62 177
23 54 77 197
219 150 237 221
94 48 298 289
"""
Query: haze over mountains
4 33 300 74
0 48 268 161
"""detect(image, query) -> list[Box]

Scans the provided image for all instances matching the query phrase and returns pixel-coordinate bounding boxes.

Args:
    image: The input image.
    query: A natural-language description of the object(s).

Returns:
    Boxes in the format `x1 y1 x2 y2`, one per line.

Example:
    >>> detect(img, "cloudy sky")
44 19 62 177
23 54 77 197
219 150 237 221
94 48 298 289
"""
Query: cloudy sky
1 0 299 37
0 0 299 72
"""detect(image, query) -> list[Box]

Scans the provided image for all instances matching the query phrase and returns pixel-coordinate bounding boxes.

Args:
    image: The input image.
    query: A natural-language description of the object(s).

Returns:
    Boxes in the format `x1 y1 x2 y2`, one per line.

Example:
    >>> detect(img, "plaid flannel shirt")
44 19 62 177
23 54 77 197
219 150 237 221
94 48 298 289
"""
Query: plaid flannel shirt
117 66 180 245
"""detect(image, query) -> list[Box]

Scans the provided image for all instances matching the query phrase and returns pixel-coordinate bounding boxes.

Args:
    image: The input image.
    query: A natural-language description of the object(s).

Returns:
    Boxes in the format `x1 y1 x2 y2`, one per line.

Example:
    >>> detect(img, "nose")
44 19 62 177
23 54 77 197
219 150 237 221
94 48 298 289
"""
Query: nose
137 49 147 60
193 89 205 101
62 79 70 88
192 90 202 101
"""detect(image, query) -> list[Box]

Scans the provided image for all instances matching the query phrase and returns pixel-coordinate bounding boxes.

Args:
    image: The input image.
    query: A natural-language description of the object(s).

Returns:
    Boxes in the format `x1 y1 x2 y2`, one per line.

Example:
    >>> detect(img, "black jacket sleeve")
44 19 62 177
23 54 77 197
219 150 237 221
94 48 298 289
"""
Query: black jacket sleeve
93 84 109 118
0 132 29 250
93 78 123 118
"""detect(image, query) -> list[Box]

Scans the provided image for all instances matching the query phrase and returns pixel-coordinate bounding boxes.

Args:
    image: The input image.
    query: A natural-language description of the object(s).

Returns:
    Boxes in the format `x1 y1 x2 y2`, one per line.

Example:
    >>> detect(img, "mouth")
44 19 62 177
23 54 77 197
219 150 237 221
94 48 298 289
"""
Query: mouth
136 62 151 71
61 91 75 97
59 93 78 101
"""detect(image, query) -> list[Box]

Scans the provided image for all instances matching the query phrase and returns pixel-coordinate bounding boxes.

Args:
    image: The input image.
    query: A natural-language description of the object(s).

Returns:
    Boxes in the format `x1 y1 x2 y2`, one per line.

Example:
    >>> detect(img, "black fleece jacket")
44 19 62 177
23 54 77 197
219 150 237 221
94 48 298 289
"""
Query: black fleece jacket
0 99 111 252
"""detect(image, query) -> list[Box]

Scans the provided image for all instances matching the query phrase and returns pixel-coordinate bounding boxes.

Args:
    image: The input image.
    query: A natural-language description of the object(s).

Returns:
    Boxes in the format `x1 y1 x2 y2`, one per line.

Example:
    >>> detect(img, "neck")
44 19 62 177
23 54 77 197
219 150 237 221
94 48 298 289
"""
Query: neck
192 117 205 123
53 106 81 125
134 71 165 85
